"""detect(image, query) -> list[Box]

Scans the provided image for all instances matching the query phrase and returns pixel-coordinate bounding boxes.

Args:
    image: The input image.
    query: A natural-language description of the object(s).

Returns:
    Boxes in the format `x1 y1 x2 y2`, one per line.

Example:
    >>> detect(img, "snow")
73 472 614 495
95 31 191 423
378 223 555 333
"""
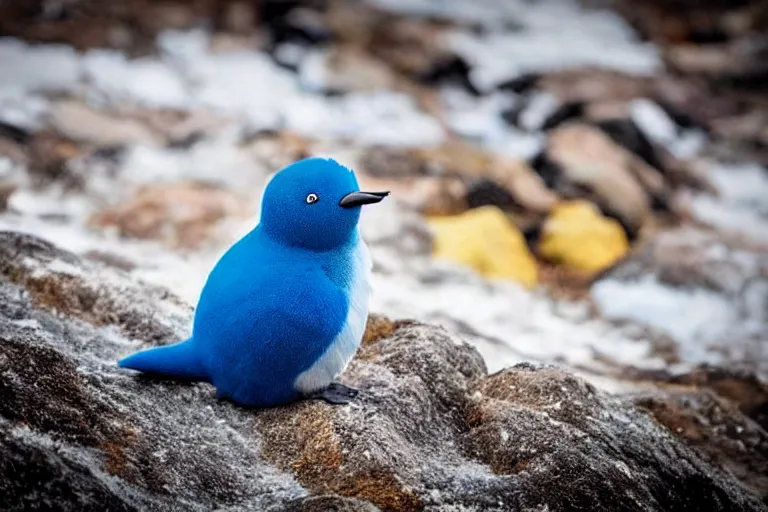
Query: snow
82 50 189 109
441 1 660 90
369 256 663 374
630 98 678 146
440 88 545 158
0 38 81 92
120 131 266 189
705 162 768 212
519 92 559 132
592 275 737 363
366 0 523 25
0 88 50 130
283 92 446 147
689 162 768 243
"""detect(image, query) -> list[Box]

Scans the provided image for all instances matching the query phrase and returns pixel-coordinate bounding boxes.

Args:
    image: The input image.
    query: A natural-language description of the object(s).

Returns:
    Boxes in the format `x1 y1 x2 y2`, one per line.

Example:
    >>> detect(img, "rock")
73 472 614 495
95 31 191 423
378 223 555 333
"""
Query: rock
49 101 160 148
219 1 256 34
633 385 768 500
538 200 629 275
300 47 397 93
666 42 768 85
427 205 539 287
1 230 767 511
415 143 493 178
545 123 654 235
657 366 768 431
536 68 757 150
465 179 519 211
604 228 767 296
490 158 558 214
538 69 651 106
358 146 428 179
358 145 555 216
26 131 82 189
0 157 25 212
0 181 17 212
88 182 251 249
609 0 767 47
368 17 453 80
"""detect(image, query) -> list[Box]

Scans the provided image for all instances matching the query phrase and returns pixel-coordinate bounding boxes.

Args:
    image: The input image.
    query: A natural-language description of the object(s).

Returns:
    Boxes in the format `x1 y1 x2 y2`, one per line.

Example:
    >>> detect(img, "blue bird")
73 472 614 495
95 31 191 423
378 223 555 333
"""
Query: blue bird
117 157 389 407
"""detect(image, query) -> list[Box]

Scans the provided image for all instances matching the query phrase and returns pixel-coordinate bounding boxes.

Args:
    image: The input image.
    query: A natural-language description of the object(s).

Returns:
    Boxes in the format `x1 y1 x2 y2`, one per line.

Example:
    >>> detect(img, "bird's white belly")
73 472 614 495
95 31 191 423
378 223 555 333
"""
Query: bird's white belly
293 240 372 394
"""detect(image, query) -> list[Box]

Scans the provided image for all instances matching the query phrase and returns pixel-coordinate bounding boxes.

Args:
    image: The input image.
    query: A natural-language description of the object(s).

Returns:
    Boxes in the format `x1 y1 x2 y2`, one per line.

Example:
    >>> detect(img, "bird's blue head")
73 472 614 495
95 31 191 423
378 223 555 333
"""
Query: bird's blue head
260 157 389 251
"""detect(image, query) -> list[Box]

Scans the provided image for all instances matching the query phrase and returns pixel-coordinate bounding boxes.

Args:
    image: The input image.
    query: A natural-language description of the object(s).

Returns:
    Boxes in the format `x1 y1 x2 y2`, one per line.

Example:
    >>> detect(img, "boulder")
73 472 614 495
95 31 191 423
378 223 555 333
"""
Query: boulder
0 231 765 511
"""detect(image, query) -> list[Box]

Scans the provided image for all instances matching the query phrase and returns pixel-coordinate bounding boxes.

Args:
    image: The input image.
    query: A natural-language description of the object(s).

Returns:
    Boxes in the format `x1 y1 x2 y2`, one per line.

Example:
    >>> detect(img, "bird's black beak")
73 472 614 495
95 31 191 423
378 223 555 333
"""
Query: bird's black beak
339 191 390 208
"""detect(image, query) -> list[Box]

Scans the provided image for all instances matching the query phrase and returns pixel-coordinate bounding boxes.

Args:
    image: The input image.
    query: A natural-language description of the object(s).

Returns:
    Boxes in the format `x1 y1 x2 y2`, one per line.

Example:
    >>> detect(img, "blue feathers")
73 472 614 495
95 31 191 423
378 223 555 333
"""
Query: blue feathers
117 157 388 407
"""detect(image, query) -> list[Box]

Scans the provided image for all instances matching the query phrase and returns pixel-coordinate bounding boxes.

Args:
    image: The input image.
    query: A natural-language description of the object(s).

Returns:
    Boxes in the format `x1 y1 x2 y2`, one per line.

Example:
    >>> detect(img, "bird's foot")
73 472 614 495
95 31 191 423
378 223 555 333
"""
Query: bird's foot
309 382 359 405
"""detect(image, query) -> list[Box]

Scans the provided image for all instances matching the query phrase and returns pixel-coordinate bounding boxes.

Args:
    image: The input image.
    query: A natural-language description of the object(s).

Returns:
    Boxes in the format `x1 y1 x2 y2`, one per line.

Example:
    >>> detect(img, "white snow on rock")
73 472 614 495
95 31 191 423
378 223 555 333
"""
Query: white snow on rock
689 162 768 244
0 38 79 128
439 1 660 90
440 88 545 158
0 38 81 92
370 265 663 374
519 92 560 132
0 88 50 130
630 98 678 146
367 0 523 26
82 50 190 109
591 276 737 361
120 132 268 190
283 92 446 147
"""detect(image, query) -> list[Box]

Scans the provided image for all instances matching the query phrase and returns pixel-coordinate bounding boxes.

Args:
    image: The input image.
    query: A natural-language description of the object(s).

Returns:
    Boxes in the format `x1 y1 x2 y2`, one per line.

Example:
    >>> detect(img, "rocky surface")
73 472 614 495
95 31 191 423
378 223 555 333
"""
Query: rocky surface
2 230 767 511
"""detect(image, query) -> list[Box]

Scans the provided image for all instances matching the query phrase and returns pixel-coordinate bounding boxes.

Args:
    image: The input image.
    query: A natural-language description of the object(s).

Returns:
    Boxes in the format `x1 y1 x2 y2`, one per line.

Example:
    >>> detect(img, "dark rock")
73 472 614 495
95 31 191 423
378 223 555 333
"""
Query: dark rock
497 73 541 94
265 3 331 47
414 55 481 96
657 366 768 431
541 101 586 131
633 386 768 501
0 231 766 511
284 494 383 511
0 120 30 145
596 118 667 175
500 103 524 127
26 131 83 190
465 178 520 211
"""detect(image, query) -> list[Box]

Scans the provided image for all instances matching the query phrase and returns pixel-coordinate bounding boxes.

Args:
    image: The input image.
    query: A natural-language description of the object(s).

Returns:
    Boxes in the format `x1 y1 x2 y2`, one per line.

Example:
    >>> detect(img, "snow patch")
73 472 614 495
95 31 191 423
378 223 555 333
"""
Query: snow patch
443 1 660 90
83 50 189 109
591 275 737 363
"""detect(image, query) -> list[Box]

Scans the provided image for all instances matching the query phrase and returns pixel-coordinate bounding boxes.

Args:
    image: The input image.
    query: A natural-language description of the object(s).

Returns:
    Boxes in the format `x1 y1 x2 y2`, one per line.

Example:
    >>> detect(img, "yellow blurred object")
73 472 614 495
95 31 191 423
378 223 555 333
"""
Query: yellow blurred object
538 200 629 274
428 206 538 288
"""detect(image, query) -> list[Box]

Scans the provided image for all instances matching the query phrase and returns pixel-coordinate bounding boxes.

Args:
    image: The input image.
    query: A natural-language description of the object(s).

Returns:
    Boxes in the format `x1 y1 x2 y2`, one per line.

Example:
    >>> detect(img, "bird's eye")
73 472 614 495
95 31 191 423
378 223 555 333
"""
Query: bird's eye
305 193 319 204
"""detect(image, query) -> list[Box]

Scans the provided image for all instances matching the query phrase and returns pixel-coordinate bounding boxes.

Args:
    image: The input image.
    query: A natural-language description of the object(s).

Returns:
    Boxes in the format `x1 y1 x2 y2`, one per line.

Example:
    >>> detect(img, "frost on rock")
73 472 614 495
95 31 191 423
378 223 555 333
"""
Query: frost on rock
0 232 765 511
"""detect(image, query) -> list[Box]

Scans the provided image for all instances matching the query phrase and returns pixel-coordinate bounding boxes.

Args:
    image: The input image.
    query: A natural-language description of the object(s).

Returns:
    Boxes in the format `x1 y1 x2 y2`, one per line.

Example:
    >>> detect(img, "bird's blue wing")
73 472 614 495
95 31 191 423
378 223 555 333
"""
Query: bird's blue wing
191 258 349 405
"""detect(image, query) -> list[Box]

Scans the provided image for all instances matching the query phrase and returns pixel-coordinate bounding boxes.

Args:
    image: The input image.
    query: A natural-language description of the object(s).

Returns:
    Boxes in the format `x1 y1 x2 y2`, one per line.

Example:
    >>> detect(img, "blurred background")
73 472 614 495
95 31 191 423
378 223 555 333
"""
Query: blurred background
0 0 766 391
